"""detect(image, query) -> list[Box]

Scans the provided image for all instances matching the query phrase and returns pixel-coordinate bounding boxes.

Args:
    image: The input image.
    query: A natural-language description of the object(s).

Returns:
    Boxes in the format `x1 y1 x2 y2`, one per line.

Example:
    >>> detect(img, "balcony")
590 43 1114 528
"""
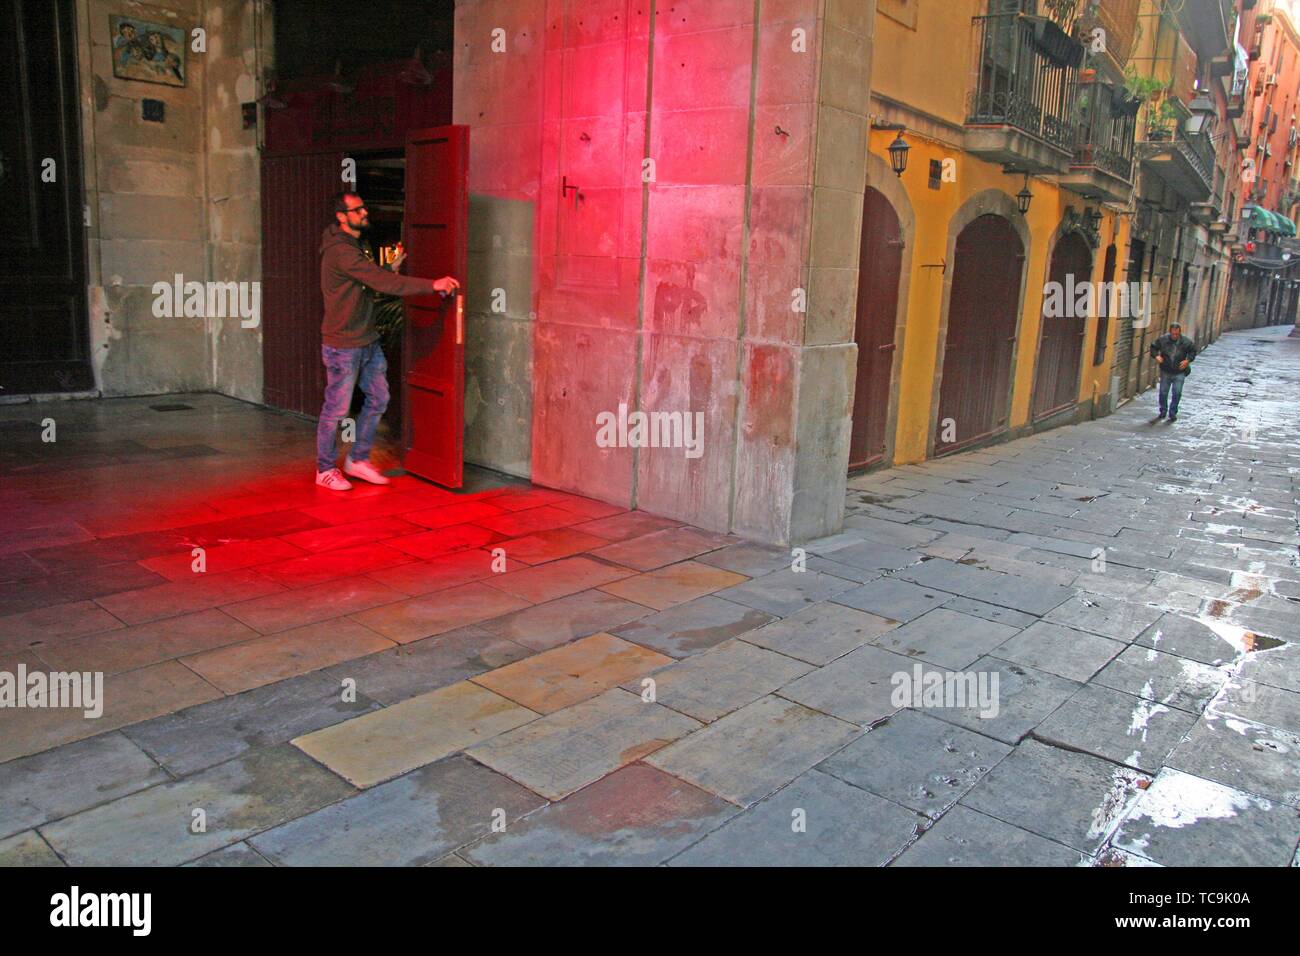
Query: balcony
1174 0 1233 60
1137 120 1215 202
965 8 1084 174
1058 81 1137 203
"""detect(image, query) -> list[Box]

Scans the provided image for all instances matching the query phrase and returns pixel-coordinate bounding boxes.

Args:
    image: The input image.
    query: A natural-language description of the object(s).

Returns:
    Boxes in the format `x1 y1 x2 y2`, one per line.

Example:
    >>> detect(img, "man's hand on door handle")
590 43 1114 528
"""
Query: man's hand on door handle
431 276 460 297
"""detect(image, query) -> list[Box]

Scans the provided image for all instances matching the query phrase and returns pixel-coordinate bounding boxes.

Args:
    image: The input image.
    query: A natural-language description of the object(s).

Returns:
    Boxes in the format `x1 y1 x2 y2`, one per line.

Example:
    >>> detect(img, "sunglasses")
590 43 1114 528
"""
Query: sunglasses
345 205 368 215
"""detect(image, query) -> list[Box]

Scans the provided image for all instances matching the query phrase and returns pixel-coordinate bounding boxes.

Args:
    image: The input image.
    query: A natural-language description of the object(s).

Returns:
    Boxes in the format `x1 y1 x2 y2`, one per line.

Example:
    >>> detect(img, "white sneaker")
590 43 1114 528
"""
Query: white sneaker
343 458 391 485
316 468 353 491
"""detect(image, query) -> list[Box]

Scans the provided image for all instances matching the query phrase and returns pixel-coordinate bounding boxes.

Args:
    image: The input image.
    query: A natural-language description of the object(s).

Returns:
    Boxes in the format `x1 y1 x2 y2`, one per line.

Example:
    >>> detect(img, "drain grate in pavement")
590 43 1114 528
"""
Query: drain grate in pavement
150 403 195 412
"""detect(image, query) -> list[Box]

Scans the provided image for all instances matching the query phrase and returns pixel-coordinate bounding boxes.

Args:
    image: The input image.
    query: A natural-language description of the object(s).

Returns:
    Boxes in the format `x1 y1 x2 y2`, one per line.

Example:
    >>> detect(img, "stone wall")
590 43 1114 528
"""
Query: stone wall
453 0 873 545
77 0 266 400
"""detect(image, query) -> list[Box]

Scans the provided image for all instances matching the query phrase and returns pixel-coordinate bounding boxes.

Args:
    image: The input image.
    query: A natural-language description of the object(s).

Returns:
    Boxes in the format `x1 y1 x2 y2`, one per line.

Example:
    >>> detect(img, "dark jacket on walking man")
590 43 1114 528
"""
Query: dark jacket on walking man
315 191 459 490
1149 322 1196 423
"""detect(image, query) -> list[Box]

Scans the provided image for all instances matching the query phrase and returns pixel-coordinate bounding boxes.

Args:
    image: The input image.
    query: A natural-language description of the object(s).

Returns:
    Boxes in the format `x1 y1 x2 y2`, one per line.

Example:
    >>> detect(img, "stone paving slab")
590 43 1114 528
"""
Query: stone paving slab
741 601 897 665
462 764 736 867
220 577 404 635
34 608 258 674
610 595 776 659
249 755 547 866
831 577 953 623
1135 613 1238 666
940 596 1038 630
713 567 857 617
668 768 922 866
483 555 635 605
315 626 530 706
695 542 789 577
805 538 922 573
588 527 732 571
992 621 1125 683
818 709 1012 820
186 842 272 867
598 561 747 611
472 633 671 715
893 805 1079 867
0 732 170 839
123 670 380 777
870 608 1019 670
0 830 64 867
1237 641 1300 694
292 681 538 789
1092 643 1227 714
466 689 701 801
479 589 655 652
777 644 923 726
1108 768 1299 867
40 744 356 866
925 656 1080 746
1208 677 1300 737
0 660 223 763
1042 594 1165 643
646 695 860 807
181 617 396 694
349 582 531 644
960 738 1151 855
894 559 1075 616
1033 683 1199 774
619 638 813 723
1167 715 1300 807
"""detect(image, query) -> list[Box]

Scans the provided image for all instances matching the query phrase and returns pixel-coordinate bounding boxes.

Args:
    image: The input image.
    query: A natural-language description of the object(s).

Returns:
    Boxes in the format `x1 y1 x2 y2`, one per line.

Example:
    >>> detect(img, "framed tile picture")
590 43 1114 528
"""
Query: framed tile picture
110 15 187 87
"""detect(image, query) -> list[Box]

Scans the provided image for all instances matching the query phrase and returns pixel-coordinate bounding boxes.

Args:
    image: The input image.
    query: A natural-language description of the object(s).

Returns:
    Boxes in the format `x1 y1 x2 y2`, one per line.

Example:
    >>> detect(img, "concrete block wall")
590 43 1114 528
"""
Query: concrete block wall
455 0 873 544
77 0 265 400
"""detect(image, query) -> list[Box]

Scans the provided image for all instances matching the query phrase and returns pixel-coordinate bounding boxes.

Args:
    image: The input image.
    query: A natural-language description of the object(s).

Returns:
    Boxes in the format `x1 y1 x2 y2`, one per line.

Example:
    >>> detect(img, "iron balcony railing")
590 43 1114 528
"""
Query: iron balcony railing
967 10 1082 155
1072 82 1137 182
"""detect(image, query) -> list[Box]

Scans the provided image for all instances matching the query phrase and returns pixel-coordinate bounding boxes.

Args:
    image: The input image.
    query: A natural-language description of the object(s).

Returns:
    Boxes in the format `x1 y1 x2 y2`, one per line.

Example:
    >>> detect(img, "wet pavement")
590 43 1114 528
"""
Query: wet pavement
1 326 1298 866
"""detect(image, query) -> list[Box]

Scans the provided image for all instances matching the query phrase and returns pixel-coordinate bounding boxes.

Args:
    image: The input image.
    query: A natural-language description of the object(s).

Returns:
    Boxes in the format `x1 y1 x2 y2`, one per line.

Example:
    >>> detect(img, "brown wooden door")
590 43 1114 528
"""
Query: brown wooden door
936 215 1023 455
261 152 347 415
401 125 468 488
1032 232 1091 420
0 0 90 394
849 189 902 471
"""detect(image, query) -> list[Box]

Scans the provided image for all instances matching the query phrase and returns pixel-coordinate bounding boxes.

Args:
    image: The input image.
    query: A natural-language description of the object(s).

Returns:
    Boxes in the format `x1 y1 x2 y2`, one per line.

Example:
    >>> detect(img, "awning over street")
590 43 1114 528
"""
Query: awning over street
1242 205 1297 235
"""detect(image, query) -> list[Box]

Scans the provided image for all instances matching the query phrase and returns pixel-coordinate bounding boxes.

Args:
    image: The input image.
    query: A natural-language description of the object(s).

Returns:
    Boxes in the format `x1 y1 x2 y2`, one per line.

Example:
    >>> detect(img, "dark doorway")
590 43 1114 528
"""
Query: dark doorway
0 0 90 394
936 214 1024 456
1032 231 1091 421
1116 237 1144 399
848 188 902 471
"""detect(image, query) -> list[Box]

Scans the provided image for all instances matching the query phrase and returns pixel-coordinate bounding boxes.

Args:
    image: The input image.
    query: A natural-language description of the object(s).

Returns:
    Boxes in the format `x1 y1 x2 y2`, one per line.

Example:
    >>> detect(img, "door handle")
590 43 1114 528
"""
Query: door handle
455 294 464 346
877 343 897 352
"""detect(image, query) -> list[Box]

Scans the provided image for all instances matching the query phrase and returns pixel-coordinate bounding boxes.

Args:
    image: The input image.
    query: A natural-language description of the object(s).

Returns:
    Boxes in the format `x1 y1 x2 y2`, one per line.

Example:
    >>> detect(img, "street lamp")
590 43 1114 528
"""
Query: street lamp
887 131 910 177
1185 92 1215 137
1014 173 1032 215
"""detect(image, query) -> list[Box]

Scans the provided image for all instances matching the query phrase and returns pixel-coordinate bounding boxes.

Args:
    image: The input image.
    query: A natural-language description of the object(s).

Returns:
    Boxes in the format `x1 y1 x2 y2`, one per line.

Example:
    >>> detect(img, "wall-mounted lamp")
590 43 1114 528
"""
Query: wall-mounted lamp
872 121 909 177
1017 173 1034 215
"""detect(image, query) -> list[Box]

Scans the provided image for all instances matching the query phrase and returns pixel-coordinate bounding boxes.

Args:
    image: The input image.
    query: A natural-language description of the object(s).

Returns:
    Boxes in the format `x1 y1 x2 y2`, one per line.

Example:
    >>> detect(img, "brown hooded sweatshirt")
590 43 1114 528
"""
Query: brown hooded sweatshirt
319 224 433 348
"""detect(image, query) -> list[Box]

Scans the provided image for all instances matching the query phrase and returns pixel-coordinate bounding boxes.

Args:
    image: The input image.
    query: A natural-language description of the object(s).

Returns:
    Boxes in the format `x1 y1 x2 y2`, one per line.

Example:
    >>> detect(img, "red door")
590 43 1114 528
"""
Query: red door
1032 232 1091 421
849 189 903 471
402 125 469 487
936 214 1023 455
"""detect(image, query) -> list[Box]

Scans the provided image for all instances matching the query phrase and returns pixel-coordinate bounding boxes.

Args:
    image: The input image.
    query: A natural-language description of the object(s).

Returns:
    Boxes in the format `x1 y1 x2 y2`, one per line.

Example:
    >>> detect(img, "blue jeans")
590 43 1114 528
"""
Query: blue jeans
316 341 389 472
1157 371 1185 417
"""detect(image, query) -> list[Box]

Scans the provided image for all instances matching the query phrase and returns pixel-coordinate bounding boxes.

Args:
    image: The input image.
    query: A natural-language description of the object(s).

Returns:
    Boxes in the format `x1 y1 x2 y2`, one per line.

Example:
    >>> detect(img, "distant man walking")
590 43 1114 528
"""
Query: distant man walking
1149 321 1196 423
316 191 458 490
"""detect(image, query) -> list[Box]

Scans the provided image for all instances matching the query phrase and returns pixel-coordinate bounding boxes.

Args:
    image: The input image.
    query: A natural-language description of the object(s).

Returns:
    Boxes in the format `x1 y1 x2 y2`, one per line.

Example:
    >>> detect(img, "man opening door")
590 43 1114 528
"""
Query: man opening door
315 190 459 491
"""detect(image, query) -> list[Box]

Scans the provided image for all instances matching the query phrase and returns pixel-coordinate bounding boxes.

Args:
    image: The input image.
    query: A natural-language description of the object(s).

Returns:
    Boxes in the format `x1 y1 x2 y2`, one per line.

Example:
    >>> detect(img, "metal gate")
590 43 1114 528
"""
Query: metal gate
261 152 347 416
849 188 902 470
1032 231 1091 421
936 214 1023 455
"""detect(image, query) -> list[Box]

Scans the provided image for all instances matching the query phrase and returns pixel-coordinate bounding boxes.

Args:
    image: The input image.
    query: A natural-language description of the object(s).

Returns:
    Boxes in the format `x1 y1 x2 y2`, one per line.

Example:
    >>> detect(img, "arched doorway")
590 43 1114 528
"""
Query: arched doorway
849 188 903 470
936 214 1024 455
1032 231 1091 421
